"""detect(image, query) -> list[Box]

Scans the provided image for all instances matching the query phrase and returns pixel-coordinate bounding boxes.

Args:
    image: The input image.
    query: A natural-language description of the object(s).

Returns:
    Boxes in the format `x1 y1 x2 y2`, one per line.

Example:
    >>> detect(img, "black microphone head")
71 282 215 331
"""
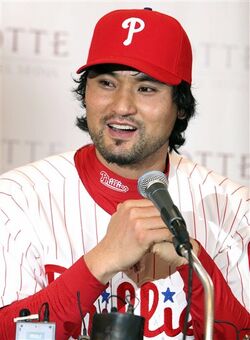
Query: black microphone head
137 170 168 198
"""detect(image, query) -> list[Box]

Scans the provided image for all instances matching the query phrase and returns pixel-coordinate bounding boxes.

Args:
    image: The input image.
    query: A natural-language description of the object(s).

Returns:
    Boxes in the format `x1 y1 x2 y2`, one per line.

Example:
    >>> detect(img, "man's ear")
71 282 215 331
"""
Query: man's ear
177 110 186 120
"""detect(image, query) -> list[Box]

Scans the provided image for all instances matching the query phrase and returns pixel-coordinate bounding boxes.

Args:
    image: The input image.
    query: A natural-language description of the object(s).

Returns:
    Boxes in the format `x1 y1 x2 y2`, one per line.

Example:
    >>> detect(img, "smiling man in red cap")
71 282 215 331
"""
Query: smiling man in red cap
0 8 249 340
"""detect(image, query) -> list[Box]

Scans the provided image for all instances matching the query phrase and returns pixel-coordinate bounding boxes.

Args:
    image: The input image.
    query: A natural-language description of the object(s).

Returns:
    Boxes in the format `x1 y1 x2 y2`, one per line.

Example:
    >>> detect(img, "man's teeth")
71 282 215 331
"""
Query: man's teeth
108 124 136 131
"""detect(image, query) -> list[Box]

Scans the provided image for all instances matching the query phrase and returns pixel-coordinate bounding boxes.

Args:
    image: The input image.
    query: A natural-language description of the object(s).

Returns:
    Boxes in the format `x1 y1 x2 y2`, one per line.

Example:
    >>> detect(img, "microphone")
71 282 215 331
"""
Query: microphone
137 170 192 256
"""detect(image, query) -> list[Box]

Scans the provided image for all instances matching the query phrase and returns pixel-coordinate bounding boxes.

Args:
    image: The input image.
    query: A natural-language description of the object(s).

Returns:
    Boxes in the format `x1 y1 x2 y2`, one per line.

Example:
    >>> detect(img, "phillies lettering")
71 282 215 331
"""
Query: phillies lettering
100 171 129 192
117 281 193 337
122 17 145 46
45 265 193 337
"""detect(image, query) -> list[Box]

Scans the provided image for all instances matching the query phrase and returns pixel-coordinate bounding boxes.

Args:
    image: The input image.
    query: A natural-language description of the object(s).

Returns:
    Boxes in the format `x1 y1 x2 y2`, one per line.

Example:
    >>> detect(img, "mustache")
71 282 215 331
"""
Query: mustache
101 114 142 126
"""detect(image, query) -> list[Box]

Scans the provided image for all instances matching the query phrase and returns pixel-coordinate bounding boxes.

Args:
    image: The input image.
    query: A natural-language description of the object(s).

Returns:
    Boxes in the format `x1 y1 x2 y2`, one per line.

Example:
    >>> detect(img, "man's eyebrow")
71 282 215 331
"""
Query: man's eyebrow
96 70 164 84
132 73 164 84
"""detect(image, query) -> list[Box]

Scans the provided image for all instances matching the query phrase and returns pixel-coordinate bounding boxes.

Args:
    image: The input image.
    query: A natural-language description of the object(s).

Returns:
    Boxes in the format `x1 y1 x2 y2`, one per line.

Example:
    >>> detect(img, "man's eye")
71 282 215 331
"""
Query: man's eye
99 79 114 88
138 86 156 93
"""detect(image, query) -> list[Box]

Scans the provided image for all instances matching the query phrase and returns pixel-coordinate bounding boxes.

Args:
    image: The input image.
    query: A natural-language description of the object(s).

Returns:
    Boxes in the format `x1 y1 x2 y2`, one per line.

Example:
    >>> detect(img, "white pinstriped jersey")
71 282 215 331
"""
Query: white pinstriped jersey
0 147 249 339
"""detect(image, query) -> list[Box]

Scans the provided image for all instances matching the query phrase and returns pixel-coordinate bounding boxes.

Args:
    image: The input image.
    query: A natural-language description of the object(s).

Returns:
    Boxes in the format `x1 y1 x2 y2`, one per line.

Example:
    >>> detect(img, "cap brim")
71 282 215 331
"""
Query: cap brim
76 57 182 85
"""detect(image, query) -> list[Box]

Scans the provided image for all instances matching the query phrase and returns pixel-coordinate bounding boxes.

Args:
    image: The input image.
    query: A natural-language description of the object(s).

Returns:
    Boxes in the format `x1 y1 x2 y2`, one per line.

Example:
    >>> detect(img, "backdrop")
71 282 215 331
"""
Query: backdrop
0 0 249 186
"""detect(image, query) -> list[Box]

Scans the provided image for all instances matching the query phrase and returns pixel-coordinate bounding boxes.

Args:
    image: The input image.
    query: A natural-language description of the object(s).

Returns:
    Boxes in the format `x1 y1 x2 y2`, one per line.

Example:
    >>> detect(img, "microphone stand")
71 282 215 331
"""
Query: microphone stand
137 171 215 338
180 245 214 340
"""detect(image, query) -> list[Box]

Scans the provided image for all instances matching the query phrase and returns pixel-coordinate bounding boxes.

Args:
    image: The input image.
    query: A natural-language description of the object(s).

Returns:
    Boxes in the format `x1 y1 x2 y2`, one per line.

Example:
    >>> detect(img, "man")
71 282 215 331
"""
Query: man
0 7 249 339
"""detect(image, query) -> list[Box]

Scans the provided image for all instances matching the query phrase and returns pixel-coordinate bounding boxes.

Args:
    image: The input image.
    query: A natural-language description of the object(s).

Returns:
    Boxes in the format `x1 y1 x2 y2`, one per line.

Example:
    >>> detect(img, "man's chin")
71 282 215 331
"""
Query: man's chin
100 149 140 166
94 138 144 165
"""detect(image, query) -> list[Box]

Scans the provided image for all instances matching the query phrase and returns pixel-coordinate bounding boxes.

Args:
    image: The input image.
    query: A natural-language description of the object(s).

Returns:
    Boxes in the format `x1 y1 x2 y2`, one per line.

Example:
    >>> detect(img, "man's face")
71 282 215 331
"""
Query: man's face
85 68 178 167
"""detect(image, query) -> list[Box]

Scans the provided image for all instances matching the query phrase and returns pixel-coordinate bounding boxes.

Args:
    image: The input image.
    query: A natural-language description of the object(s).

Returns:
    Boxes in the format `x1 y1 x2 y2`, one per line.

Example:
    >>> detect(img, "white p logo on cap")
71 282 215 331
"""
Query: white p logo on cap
122 17 145 46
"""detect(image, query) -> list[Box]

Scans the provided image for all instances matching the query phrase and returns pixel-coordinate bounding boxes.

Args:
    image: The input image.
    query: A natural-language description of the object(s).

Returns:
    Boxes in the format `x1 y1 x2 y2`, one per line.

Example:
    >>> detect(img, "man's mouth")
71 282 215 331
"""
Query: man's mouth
106 122 138 140
107 123 137 132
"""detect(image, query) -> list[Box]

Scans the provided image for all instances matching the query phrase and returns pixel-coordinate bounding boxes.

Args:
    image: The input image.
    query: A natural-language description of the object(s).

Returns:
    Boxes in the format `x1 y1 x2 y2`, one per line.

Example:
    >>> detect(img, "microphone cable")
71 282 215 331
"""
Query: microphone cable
38 302 50 322
77 291 89 339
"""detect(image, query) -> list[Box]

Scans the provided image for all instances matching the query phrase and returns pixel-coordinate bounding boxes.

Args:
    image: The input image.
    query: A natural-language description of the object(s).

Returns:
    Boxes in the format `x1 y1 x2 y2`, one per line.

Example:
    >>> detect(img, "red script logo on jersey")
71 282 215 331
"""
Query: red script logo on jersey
100 171 129 192
45 265 193 337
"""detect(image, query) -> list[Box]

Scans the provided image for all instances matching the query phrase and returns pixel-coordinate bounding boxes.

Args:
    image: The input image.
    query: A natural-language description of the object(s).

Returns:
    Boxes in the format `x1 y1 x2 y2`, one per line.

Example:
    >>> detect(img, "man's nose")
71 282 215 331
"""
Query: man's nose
110 88 137 116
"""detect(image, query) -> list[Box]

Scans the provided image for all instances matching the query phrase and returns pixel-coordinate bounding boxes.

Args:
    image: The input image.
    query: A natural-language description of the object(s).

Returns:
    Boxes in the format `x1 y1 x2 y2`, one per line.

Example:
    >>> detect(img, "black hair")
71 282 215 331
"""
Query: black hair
73 65 196 153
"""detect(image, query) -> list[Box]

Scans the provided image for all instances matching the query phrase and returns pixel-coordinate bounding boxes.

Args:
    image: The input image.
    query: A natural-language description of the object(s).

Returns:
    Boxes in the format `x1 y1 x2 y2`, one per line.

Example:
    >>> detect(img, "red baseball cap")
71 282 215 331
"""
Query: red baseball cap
77 8 192 85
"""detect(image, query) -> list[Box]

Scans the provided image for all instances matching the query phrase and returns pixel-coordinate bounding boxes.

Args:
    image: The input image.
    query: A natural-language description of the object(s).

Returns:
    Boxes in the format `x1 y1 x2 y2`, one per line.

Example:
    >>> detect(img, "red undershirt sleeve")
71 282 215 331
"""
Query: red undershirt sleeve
178 244 250 339
0 257 107 339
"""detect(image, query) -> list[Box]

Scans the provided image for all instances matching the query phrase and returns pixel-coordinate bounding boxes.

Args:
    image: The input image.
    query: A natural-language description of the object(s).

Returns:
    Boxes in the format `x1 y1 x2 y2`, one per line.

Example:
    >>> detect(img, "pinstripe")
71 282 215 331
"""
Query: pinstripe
46 181 58 258
33 268 38 295
0 207 9 221
198 184 208 249
19 253 24 292
228 199 242 235
188 163 197 179
94 203 99 244
225 252 230 283
78 179 86 254
1 246 7 300
218 177 229 186
0 193 26 214
43 159 65 178
173 159 182 215
58 154 75 166
235 231 246 308
187 178 197 239
202 170 213 185
14 229 21 241
214 186 221 225
6 232 11 252
14 169 35 187
0 178 22 188
231 186 245 196
221 194 228 226
243 213 249 225
175 156 183 171
64 180 74 265
25 242 32 258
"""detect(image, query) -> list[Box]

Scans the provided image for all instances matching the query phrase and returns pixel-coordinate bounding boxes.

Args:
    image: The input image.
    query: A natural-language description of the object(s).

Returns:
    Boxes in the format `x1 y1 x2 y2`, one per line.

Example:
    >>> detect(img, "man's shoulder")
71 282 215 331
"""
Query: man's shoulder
0 151 78 190
169 151 249 201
